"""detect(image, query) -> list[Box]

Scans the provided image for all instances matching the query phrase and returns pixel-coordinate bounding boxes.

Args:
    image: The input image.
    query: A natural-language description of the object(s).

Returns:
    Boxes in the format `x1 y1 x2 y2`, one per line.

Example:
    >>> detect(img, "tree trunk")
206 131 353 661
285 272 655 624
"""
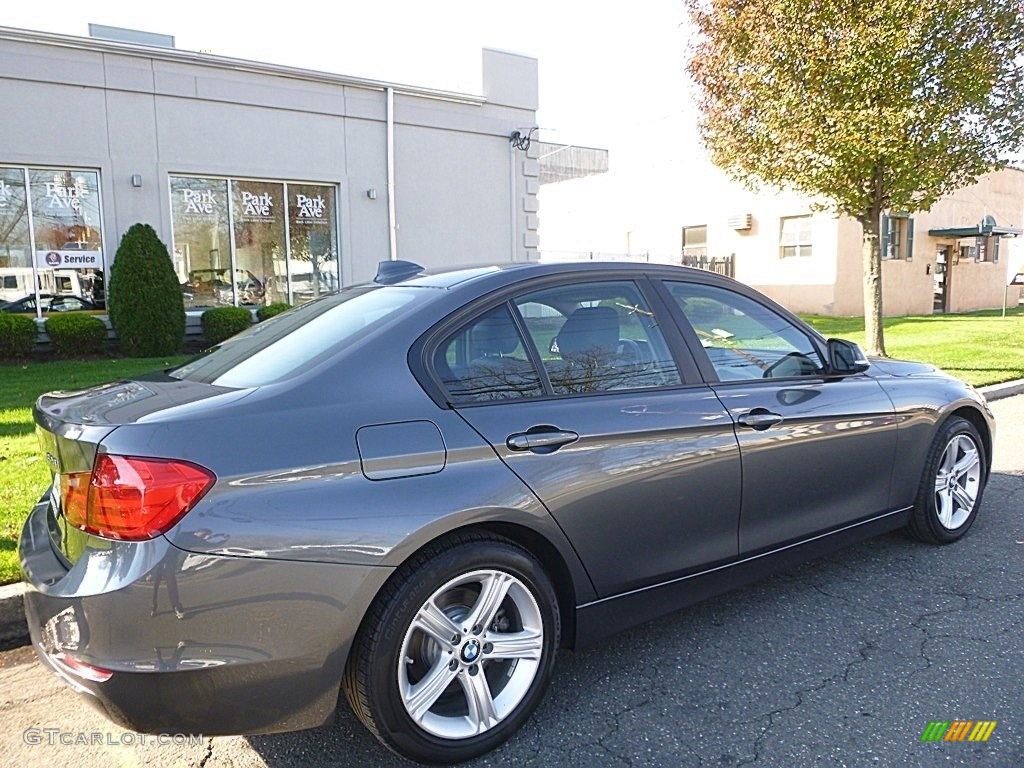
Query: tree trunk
860 213 886 357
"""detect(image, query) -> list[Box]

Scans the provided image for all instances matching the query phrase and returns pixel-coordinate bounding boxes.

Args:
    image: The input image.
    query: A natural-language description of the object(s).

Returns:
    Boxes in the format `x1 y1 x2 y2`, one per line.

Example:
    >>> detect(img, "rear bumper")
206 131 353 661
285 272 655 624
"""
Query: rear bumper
19 498 394 735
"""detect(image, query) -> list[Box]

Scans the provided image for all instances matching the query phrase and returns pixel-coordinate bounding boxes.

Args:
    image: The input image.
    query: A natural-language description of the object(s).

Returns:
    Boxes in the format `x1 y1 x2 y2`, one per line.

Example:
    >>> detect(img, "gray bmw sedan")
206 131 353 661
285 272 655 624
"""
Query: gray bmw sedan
20 261 993 763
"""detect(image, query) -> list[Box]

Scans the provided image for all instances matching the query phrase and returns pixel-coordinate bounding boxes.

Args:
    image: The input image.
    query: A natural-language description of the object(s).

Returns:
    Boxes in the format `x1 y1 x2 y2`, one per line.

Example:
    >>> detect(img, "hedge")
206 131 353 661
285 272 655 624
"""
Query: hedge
201 307 253 346
45 313 108 357
257 302 291 322
108 223 186 357
0 313 37 358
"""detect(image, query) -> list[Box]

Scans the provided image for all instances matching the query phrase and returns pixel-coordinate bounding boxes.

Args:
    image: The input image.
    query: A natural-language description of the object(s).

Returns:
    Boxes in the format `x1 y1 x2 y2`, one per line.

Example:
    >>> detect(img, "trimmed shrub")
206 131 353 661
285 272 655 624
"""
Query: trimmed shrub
256 302 291 322
0 313 37 358
107 223 185 357
201 307 253 346
45 313 108 357
683 297 726 325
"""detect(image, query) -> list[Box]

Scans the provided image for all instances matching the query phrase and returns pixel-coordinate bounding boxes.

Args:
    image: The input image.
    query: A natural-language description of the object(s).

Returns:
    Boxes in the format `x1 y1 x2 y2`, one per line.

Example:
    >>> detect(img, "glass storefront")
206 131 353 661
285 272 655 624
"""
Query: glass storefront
170 175 339 308
169 176 232 308
0 165 105 312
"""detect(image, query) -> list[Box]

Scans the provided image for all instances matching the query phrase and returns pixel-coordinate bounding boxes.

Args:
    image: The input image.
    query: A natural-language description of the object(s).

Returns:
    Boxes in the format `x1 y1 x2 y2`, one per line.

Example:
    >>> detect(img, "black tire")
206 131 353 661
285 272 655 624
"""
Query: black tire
343 533 560 764
906 416 987 544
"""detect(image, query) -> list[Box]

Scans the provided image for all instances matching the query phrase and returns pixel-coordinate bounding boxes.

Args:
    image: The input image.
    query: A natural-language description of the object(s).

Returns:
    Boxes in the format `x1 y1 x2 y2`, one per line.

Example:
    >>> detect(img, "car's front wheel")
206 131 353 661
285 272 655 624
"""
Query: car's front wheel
906 416 987 544
343 533 560 764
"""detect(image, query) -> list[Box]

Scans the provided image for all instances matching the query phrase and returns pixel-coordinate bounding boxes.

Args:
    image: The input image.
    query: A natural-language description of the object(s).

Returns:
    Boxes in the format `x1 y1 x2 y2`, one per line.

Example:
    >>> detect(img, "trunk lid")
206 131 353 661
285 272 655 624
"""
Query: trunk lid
34 375 249 565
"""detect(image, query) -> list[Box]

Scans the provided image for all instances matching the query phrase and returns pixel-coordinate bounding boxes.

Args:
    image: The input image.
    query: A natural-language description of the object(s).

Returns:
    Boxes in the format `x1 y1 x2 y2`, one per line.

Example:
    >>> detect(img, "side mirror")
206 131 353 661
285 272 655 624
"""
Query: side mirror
826 338 870 375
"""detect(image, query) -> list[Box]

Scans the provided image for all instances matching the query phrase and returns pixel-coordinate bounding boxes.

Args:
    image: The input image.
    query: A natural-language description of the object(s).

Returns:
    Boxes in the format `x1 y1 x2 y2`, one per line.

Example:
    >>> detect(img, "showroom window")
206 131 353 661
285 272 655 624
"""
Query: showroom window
169 175 339 308
0 165 106 313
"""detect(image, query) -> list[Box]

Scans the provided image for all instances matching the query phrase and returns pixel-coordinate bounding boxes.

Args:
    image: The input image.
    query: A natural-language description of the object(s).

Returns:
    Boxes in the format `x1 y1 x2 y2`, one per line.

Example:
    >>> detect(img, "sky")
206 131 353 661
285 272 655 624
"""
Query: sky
4 0 717 257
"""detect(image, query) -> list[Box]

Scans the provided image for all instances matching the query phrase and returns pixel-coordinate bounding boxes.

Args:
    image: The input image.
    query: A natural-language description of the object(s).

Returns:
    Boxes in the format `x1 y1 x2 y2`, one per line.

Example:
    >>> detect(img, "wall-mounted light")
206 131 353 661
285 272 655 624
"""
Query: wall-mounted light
366 188 378 200
130 174 143 188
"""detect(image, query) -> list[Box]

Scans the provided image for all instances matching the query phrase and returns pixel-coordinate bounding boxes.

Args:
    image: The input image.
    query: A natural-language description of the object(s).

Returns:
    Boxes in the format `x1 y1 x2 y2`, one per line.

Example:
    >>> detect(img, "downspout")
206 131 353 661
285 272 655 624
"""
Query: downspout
509 140 517 261
386 87 397 261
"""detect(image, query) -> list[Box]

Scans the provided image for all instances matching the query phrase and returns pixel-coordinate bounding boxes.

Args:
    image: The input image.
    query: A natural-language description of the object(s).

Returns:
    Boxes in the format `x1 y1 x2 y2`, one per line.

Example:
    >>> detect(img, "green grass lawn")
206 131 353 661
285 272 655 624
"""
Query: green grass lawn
801 307 1024 387
0 356 192 585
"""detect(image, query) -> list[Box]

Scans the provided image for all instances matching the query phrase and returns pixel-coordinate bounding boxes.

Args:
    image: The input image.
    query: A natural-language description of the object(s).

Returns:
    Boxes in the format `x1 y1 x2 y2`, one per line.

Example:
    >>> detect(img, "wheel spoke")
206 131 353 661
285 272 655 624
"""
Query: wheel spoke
485 628 543 660
952 483 975 512
935 488 954 527
952 446 979 478
934 474 947 494
465 572 513 632
413 600 462 646
459 668 498 734
940 443 957 474
405 659 459 722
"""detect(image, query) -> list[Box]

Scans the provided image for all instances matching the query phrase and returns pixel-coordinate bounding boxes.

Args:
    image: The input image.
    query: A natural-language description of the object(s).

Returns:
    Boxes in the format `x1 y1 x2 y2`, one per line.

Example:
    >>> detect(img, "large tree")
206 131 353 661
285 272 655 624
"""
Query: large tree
687 0 1024 355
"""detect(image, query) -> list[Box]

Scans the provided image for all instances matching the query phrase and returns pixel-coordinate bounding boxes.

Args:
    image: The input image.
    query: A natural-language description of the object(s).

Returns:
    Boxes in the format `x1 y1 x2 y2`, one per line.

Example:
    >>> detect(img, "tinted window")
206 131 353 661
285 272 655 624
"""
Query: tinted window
435 304 543 403
169 285 429 387
664 281 824 380
515 281 680 394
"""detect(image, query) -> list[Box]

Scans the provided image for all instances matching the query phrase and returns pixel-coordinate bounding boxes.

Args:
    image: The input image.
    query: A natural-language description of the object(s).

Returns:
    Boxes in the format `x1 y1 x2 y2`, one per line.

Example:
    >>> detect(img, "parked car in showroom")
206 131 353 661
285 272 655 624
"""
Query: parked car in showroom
21 260 992 763
1 293 99 313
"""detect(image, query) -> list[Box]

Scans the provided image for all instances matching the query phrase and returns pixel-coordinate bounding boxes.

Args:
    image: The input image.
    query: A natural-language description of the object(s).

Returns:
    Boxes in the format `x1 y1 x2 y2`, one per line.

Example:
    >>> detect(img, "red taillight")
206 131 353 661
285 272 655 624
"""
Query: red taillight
61 455 215 541
54 653 114 682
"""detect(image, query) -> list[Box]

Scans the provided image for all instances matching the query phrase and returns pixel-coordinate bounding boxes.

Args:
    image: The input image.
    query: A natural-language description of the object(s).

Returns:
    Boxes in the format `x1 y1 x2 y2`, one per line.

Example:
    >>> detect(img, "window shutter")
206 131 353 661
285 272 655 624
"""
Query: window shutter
880 215 890 259
906 218 914 261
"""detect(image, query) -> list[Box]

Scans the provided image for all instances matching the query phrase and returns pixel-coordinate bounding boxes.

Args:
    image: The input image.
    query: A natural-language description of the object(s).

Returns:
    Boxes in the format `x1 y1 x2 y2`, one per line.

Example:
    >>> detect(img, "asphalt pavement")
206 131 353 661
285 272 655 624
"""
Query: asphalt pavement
1 396 1022 768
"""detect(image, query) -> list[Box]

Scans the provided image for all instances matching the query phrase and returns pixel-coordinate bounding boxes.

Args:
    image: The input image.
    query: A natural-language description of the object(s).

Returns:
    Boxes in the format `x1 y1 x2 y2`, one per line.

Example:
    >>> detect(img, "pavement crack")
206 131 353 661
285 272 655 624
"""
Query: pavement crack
197 737 214 768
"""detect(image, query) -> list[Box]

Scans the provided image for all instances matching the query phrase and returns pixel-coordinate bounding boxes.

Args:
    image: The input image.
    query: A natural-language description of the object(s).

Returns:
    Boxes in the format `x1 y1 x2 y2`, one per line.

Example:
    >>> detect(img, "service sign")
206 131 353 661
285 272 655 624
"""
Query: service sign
35 250 102 269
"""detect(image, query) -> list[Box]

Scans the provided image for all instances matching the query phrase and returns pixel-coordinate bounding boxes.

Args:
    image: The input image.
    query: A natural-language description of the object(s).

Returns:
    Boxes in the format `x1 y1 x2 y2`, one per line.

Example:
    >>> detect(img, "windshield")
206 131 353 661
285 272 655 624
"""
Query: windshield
168 285 431 387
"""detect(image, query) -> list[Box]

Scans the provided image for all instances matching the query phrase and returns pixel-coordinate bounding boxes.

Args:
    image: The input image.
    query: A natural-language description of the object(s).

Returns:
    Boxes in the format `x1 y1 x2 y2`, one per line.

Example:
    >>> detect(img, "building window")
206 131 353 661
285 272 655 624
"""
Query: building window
882 214 915 260
682 225 708 258
170 175 339 308
0 165 105 310
779 216 813 258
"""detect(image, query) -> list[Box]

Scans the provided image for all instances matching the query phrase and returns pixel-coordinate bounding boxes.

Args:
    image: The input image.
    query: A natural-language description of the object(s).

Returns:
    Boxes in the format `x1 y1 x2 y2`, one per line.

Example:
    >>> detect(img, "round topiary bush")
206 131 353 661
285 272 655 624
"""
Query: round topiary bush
45 313 108 357
256 302 291 322
201 306 253 346
107 223 185 357
0 313 37 358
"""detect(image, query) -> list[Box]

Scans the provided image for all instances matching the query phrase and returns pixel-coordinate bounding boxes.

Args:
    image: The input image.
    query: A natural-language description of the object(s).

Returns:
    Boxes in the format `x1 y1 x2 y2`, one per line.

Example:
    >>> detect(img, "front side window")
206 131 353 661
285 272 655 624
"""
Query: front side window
665 281 824 381
515 281 681 394
435 305 543 403
779 215 813 258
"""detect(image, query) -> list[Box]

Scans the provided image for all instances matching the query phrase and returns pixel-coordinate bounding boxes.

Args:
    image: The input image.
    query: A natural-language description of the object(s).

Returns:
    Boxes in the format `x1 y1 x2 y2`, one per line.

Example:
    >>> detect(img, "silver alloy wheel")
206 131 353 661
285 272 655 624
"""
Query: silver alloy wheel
398 569 544 740
933 433 982 530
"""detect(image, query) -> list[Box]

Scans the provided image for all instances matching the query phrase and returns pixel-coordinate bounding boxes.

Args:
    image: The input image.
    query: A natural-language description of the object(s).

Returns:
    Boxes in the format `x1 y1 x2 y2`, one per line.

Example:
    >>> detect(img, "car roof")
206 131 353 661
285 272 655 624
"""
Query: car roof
381 260 727 290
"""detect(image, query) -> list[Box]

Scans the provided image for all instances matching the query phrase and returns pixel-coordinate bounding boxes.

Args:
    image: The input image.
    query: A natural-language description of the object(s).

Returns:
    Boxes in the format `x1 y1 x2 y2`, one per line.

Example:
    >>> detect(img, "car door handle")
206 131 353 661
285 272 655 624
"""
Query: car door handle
506 429 579 452
737 409 784 431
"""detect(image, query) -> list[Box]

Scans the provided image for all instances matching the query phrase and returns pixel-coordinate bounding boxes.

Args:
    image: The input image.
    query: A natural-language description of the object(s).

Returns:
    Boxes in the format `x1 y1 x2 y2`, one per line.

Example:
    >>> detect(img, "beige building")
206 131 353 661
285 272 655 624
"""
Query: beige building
683 167 1024 316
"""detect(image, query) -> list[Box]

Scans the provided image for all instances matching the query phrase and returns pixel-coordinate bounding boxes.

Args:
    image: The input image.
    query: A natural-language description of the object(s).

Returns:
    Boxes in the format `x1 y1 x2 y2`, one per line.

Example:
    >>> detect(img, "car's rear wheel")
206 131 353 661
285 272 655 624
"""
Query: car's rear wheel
906 416 987 544
343 533 559 764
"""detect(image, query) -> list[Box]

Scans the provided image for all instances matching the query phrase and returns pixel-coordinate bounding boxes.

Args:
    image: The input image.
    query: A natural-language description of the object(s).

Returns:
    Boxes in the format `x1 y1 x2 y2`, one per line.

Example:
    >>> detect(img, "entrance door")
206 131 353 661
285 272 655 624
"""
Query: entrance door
934 245 952 313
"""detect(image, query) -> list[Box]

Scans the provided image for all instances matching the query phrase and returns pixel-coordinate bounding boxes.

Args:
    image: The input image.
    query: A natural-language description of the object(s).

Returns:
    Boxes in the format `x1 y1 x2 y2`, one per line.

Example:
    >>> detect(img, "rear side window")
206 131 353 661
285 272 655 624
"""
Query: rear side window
435 304 543 403
169 285 428 387
514 281 681 394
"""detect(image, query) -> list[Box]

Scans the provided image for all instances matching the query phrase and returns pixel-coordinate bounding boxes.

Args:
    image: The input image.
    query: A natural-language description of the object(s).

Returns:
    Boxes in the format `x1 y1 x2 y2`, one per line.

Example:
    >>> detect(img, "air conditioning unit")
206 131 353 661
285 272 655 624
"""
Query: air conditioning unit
727 213 752 231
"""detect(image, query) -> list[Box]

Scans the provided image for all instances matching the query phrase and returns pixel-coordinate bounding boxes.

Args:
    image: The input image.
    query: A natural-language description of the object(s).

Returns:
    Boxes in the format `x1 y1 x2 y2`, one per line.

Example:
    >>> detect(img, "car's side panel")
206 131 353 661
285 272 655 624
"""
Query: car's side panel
712 377 900 553
574 506 911 648
454 387 742 597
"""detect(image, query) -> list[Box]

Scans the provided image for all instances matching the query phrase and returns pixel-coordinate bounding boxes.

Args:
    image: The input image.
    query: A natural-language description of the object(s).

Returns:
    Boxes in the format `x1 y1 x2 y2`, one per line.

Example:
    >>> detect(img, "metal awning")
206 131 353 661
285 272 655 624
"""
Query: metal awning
928 216 1022 238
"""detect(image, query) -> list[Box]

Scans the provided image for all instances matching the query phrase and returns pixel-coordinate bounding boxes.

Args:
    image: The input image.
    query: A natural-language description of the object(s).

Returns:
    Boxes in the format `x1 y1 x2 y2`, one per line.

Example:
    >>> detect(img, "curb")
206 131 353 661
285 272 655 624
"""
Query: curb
0 581 28 648
1 383 1021 652
978 379 1024 402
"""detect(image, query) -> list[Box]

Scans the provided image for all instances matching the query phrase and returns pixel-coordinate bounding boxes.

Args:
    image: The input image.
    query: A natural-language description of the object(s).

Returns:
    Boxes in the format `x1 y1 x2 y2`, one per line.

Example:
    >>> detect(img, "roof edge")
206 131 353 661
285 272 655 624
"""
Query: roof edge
0 25 487 105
